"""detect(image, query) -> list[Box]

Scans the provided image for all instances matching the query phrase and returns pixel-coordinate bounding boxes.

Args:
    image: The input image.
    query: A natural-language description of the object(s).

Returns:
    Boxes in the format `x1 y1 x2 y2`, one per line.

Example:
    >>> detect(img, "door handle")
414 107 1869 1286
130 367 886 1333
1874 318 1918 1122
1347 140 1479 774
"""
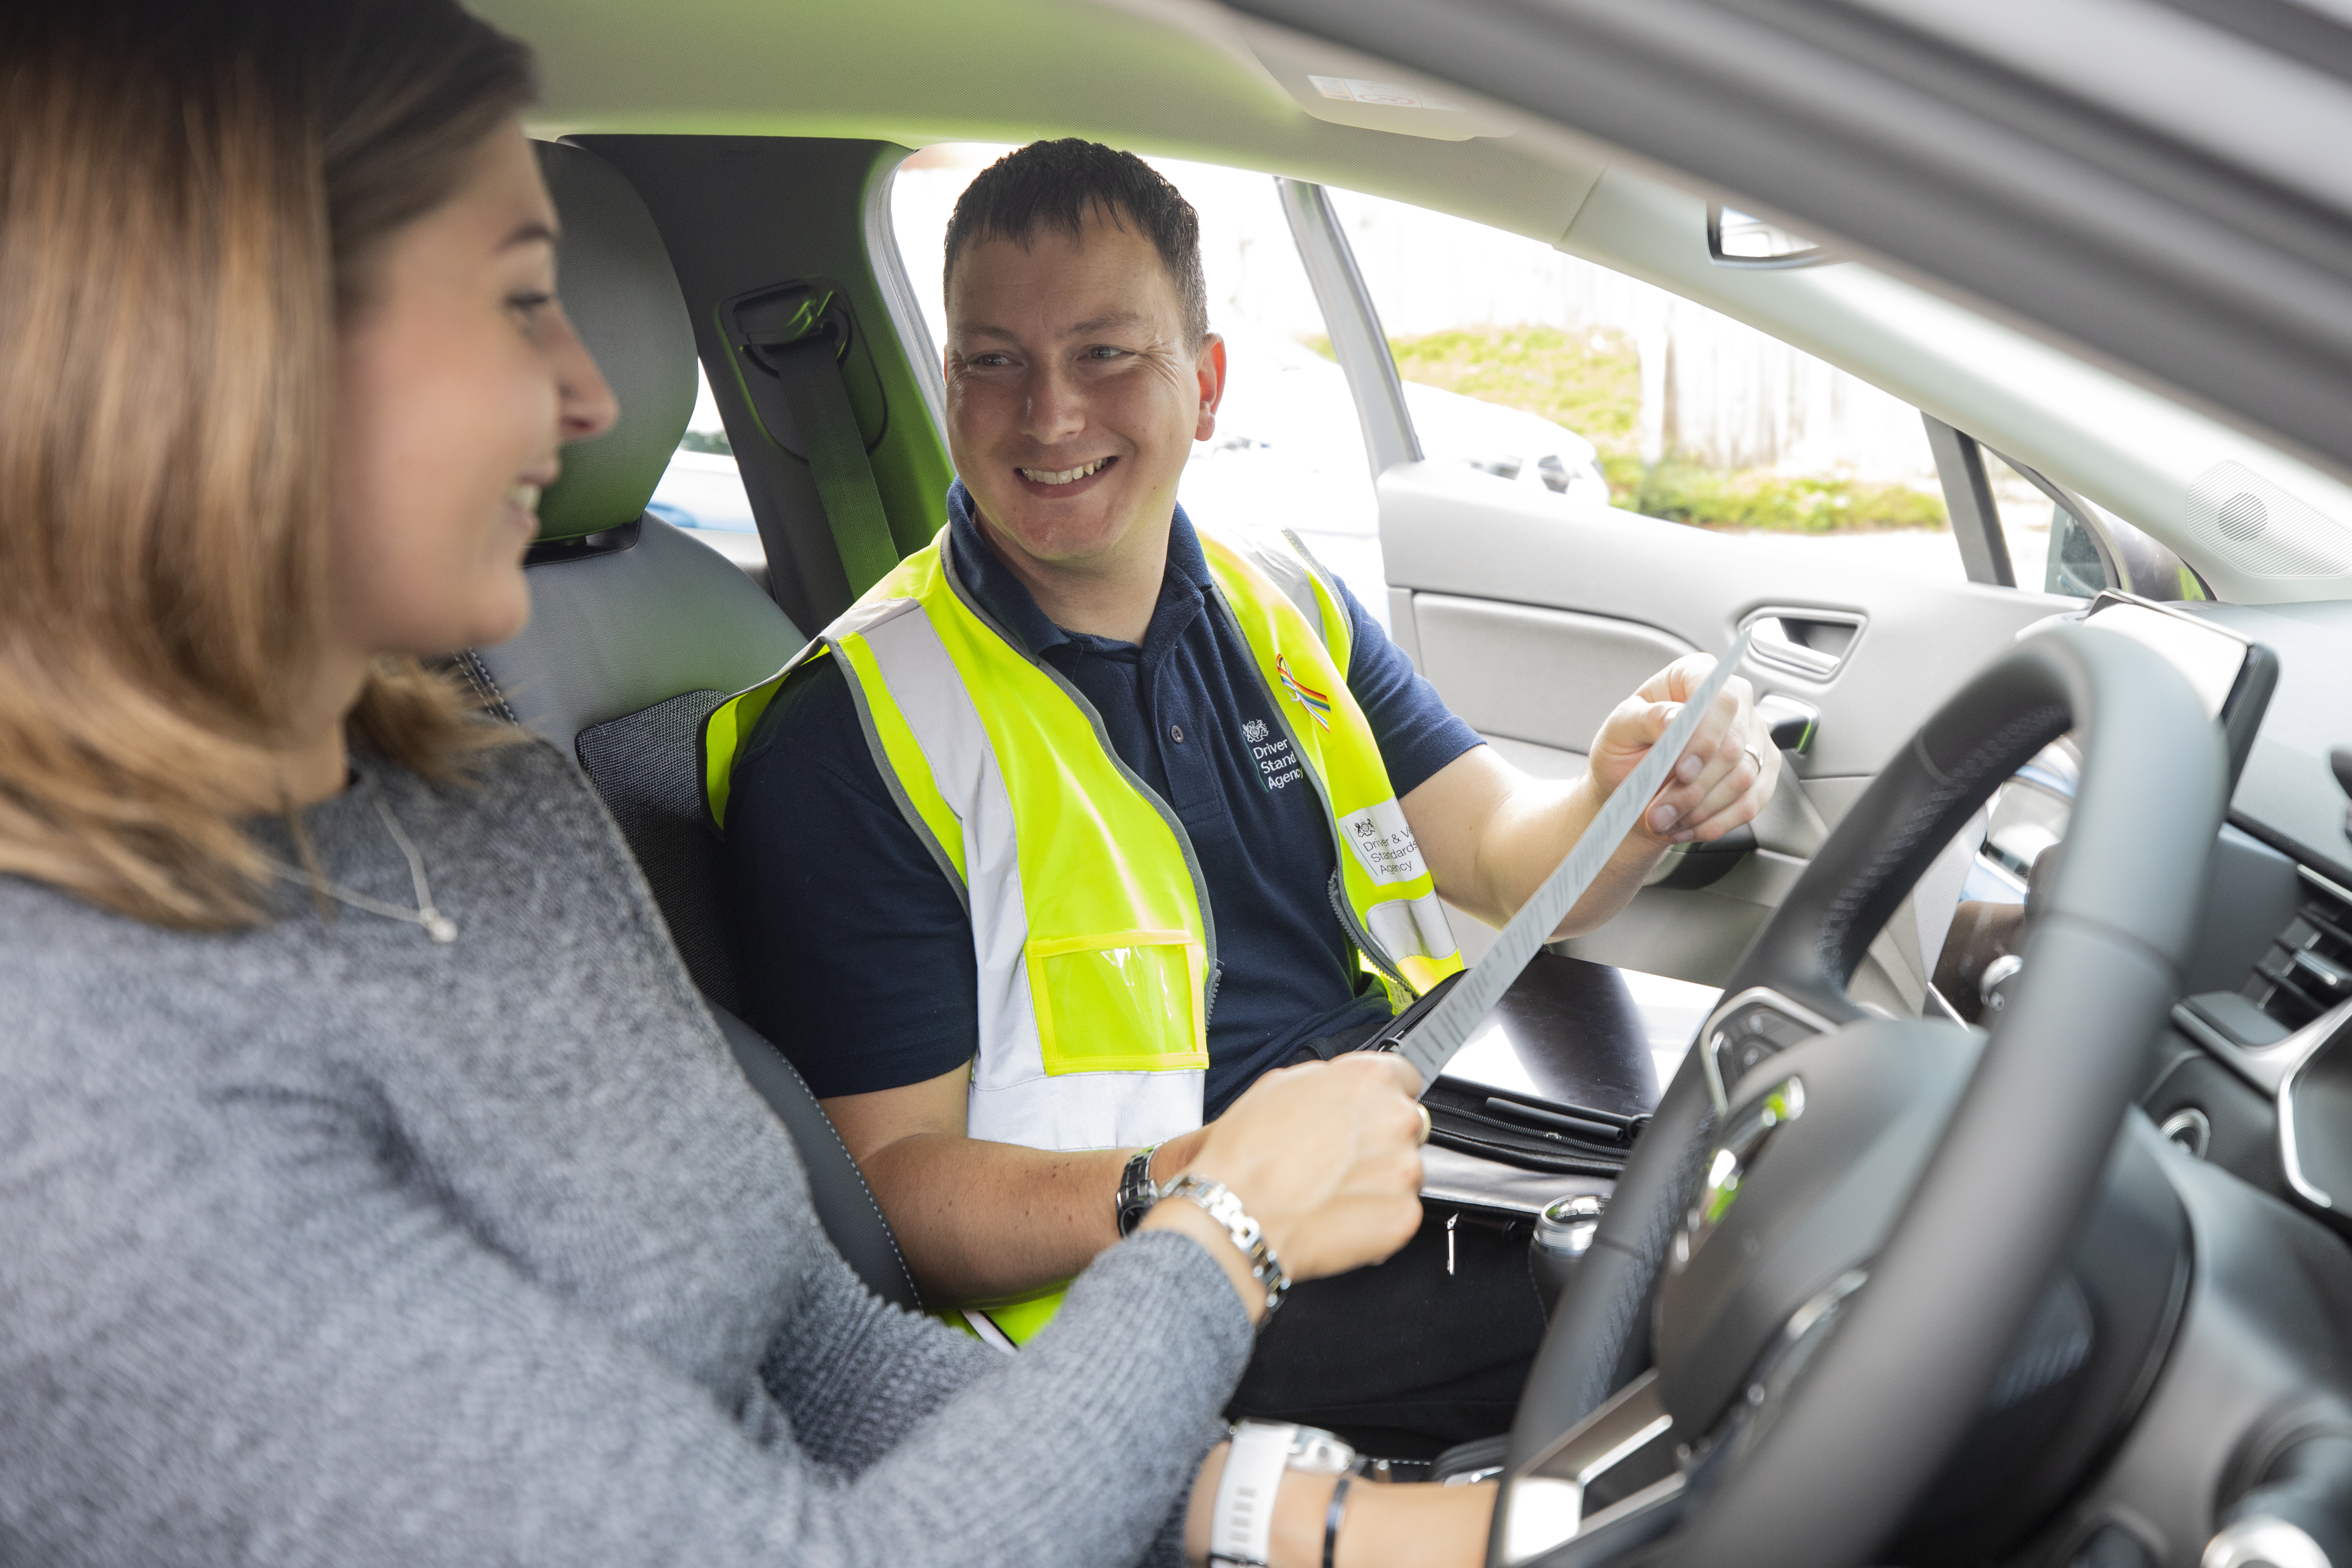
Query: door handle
1741 609 1864 682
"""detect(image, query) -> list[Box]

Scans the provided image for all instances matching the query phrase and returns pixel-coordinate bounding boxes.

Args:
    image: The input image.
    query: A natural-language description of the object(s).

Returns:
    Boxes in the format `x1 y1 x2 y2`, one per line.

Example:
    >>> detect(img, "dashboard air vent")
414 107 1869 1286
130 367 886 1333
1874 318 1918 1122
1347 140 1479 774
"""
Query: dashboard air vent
2244 868 2352 1031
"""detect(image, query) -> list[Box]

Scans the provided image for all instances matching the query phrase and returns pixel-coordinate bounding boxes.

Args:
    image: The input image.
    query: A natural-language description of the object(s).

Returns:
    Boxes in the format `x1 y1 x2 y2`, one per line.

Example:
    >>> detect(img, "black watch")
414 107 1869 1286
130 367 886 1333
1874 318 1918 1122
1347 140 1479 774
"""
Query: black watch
1115 1144 1162 1237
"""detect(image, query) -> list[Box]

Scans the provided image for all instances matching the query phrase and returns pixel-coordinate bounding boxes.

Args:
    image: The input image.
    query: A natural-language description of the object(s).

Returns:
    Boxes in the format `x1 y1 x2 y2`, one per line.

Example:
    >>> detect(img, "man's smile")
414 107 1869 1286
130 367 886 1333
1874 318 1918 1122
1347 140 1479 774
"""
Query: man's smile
1016 454 1119 491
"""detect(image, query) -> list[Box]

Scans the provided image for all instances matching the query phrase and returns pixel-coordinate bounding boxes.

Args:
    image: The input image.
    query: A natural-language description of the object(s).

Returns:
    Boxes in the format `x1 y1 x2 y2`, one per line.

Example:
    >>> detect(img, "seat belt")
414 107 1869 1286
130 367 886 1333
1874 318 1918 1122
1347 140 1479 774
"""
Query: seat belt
727 282 901 600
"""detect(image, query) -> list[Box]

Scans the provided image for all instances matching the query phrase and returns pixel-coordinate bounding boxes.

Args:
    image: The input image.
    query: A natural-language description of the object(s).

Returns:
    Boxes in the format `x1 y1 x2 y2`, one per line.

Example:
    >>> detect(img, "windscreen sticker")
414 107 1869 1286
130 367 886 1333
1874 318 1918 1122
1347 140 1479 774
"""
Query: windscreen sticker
1341 801 1429 886
1308 75 1463 112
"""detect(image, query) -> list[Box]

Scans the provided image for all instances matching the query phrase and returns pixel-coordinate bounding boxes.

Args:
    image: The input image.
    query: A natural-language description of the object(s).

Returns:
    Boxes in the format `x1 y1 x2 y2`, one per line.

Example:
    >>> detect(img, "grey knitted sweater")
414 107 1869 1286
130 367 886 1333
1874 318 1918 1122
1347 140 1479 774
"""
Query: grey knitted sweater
0 737 1253 1566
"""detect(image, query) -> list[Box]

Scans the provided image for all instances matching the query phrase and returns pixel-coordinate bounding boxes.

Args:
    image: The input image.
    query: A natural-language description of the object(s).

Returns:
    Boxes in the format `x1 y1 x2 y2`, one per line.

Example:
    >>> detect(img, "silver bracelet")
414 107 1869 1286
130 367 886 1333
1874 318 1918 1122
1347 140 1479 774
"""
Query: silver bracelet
1163 1174 1291 1318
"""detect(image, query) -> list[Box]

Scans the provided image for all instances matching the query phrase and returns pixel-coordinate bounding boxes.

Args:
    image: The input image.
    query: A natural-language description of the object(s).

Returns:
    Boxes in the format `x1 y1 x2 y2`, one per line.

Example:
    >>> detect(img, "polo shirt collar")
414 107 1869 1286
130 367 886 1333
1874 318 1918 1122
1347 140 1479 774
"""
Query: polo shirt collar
944 479 1215 660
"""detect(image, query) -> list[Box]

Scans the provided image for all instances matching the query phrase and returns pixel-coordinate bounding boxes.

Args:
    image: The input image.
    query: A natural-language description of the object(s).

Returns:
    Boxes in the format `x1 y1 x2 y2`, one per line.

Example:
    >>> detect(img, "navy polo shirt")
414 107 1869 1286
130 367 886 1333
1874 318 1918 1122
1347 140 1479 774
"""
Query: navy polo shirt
719 482 1481 1116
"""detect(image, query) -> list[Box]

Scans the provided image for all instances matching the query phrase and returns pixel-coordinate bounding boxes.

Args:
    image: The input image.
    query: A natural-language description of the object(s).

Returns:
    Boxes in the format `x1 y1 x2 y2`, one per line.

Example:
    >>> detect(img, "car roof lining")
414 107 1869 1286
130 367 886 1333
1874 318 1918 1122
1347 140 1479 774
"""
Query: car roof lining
493 0 1611 246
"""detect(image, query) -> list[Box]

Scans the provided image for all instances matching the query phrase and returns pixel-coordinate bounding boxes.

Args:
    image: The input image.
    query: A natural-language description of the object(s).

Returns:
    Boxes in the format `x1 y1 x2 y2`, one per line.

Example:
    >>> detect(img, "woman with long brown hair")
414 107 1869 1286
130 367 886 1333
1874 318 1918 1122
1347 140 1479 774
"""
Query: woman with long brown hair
0 3 1492 1564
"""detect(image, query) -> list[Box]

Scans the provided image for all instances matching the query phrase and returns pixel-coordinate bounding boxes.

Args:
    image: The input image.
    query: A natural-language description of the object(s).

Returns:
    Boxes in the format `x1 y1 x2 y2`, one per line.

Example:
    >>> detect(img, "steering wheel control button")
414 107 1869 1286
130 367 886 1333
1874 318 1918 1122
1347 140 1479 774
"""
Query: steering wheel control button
1712 1010 1810 1090
1697 988 1833 1110
1674 1078 1805 1272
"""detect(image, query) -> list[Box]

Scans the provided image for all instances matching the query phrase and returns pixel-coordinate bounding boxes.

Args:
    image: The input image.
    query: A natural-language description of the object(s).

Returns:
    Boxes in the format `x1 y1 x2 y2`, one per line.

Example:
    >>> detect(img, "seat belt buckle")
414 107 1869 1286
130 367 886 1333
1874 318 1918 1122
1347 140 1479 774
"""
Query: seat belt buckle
728 280 847 375
716 277 885 466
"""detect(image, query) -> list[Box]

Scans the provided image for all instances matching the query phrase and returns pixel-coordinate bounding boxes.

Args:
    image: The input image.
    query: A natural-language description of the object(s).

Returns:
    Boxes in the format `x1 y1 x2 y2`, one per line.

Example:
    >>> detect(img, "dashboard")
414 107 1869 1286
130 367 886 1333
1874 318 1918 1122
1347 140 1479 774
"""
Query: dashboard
1434 596 2352 1242
1416 596 2352 1563
2138 598 2352 1240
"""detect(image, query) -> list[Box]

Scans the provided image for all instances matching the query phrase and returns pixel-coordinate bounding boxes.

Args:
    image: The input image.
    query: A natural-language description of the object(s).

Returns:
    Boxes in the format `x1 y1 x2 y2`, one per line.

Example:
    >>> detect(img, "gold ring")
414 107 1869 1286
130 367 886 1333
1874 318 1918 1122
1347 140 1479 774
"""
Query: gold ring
1413 1102 1432 1146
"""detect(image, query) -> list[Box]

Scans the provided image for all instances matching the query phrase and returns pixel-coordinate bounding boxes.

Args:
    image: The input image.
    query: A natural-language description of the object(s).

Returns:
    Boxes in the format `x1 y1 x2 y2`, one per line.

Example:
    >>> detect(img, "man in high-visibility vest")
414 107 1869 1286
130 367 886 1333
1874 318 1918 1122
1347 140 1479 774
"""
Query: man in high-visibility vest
712 140 1778 1454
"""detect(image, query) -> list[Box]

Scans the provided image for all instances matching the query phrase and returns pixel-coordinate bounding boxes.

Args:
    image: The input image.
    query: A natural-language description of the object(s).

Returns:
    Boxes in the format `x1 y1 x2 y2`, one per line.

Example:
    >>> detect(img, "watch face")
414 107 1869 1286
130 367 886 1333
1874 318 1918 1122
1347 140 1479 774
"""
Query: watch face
1117 1149 1159 1236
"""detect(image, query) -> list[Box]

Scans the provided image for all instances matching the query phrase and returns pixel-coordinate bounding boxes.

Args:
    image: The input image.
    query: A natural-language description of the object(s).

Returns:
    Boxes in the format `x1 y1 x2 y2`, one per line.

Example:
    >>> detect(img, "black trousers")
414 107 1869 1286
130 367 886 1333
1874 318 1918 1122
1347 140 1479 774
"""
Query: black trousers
1225 1203 1549 1461
1218 1019 1552 1460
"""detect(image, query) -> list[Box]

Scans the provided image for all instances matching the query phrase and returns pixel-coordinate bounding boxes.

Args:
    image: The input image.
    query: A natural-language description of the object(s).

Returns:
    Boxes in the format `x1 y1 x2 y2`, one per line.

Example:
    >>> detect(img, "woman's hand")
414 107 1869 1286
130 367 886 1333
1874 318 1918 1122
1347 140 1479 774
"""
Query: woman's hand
1140 1052 1425 1322
1183 1443 1494 1568
1586 652 1777 847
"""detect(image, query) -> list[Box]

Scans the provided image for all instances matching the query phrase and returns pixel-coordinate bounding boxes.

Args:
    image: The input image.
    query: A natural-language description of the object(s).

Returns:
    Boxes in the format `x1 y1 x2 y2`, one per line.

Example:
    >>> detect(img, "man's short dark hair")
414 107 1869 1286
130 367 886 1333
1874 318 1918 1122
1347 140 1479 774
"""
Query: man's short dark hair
942 139 1210 349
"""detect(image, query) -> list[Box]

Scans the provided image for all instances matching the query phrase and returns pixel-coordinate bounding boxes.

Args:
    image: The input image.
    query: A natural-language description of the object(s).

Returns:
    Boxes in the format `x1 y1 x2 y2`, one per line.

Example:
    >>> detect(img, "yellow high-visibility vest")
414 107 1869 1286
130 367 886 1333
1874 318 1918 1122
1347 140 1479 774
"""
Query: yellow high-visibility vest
699 522 1461 1340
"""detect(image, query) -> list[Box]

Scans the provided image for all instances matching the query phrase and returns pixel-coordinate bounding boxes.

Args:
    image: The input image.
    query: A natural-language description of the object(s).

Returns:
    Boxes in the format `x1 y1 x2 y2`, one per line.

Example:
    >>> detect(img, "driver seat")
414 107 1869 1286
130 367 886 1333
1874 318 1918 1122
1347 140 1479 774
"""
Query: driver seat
458 139 922 1316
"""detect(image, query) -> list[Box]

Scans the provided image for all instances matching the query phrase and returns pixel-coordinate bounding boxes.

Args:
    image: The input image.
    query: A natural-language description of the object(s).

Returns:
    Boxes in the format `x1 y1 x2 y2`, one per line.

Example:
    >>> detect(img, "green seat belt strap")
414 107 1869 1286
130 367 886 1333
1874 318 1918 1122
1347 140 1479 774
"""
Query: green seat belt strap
767 332 900 597
729 282 901 599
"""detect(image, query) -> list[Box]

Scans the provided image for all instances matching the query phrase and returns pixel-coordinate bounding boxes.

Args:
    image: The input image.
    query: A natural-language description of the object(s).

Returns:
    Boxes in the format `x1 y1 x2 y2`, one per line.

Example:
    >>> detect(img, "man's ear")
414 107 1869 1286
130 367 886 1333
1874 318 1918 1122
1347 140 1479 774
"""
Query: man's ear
1192 332 1228 444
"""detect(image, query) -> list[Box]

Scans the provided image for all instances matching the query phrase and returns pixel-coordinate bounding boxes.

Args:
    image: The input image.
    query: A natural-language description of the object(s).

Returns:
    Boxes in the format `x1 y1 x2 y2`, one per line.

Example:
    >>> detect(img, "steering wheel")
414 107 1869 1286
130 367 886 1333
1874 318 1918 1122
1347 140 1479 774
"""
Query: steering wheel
1488 625 2227 1568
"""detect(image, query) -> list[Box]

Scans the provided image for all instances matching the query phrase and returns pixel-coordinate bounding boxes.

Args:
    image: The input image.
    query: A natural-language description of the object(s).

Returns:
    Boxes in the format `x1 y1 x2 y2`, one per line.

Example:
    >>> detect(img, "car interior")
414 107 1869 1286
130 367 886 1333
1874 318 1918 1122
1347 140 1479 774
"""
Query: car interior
460 1 2352 1563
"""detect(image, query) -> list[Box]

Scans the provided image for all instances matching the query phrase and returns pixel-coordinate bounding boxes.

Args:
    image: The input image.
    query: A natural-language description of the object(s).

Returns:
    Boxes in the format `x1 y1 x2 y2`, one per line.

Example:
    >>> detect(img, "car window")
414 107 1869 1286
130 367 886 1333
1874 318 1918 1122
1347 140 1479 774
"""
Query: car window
868 152 2001 613
1978 447 2101 598
888 144 1394 624
1322 187 1969 588
645 362 765 570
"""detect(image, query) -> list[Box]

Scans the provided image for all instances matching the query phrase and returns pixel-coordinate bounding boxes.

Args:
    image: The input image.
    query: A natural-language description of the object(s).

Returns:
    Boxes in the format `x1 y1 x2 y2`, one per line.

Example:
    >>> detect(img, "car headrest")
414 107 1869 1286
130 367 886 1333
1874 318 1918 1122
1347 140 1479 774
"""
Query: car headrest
532 141 697 544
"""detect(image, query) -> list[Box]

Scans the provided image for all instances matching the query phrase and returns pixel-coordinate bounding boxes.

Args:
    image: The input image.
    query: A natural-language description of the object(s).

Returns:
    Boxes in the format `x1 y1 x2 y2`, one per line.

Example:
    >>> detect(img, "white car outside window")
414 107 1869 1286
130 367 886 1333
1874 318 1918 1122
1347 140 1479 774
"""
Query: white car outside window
645 367 763 568
1183 318 1606 627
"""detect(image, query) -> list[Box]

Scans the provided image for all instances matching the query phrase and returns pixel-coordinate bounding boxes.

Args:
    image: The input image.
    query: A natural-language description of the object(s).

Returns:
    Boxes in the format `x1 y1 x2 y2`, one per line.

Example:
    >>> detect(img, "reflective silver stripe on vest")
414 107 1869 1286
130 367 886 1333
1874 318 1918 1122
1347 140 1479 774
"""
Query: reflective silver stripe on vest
850 598 1205 1152
1365 892 1461 966
966 1070 1202 1154
1220 528 1329 650
819 599 966 908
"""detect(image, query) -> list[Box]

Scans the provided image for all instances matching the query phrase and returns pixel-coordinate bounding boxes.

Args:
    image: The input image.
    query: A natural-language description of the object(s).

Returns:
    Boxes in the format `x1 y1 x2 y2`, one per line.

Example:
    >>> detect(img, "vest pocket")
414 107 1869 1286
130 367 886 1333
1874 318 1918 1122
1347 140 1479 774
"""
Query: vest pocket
1027 930 1208 1075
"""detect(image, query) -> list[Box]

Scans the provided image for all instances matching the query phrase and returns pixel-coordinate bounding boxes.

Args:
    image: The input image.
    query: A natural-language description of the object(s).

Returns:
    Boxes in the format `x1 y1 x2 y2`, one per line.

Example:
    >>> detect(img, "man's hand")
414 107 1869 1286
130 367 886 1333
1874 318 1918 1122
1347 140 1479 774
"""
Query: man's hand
1405 650 1782 941
1587 652 1777 846
823 1067 1211 1302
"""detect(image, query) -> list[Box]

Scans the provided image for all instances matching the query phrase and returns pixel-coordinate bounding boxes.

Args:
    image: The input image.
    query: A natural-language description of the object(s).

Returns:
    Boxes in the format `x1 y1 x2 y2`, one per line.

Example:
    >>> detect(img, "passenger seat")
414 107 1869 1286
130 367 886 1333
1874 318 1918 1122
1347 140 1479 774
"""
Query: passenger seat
460 139 921 1314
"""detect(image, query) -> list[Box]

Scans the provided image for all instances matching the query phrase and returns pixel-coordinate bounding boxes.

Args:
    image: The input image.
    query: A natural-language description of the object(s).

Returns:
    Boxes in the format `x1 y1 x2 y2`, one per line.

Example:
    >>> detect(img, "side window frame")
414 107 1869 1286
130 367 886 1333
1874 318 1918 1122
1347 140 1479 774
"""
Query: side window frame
1921 414 2017 587
865 152 950 449
1275 178 1421 482
1924 413 2209 600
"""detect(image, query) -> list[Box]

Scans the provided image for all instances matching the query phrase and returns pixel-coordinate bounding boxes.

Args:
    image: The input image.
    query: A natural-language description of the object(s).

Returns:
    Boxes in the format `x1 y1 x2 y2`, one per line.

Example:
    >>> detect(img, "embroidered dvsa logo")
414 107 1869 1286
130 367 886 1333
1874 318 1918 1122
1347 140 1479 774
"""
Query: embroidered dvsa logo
1242 719 1269 744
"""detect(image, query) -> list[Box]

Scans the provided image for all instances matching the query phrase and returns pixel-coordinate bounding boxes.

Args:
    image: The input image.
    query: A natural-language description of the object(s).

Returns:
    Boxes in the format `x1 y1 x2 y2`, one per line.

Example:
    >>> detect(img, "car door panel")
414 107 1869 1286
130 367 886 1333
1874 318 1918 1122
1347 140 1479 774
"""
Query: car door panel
1413 595 1695 759
1383 462 2073 773
1554 849 1811 985
1381 461 2069 992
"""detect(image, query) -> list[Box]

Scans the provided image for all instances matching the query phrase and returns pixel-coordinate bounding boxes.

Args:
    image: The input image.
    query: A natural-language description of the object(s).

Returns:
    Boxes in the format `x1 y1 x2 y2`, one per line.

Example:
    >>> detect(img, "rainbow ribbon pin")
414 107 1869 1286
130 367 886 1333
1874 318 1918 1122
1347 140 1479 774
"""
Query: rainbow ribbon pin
1276 654 1333 729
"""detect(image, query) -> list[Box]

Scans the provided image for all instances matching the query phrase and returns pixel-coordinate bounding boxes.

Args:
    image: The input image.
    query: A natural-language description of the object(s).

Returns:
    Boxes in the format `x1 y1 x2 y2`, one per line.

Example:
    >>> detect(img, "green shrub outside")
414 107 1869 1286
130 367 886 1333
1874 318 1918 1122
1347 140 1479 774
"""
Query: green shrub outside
1388 325 1644 454
1611 456 1947 533
1311 324 1947 534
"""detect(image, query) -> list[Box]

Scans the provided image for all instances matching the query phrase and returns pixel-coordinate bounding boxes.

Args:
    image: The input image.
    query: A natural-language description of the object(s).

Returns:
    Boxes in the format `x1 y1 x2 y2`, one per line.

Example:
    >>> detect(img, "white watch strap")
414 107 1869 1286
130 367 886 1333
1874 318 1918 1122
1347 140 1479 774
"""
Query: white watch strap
1209 1421 1298 1567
